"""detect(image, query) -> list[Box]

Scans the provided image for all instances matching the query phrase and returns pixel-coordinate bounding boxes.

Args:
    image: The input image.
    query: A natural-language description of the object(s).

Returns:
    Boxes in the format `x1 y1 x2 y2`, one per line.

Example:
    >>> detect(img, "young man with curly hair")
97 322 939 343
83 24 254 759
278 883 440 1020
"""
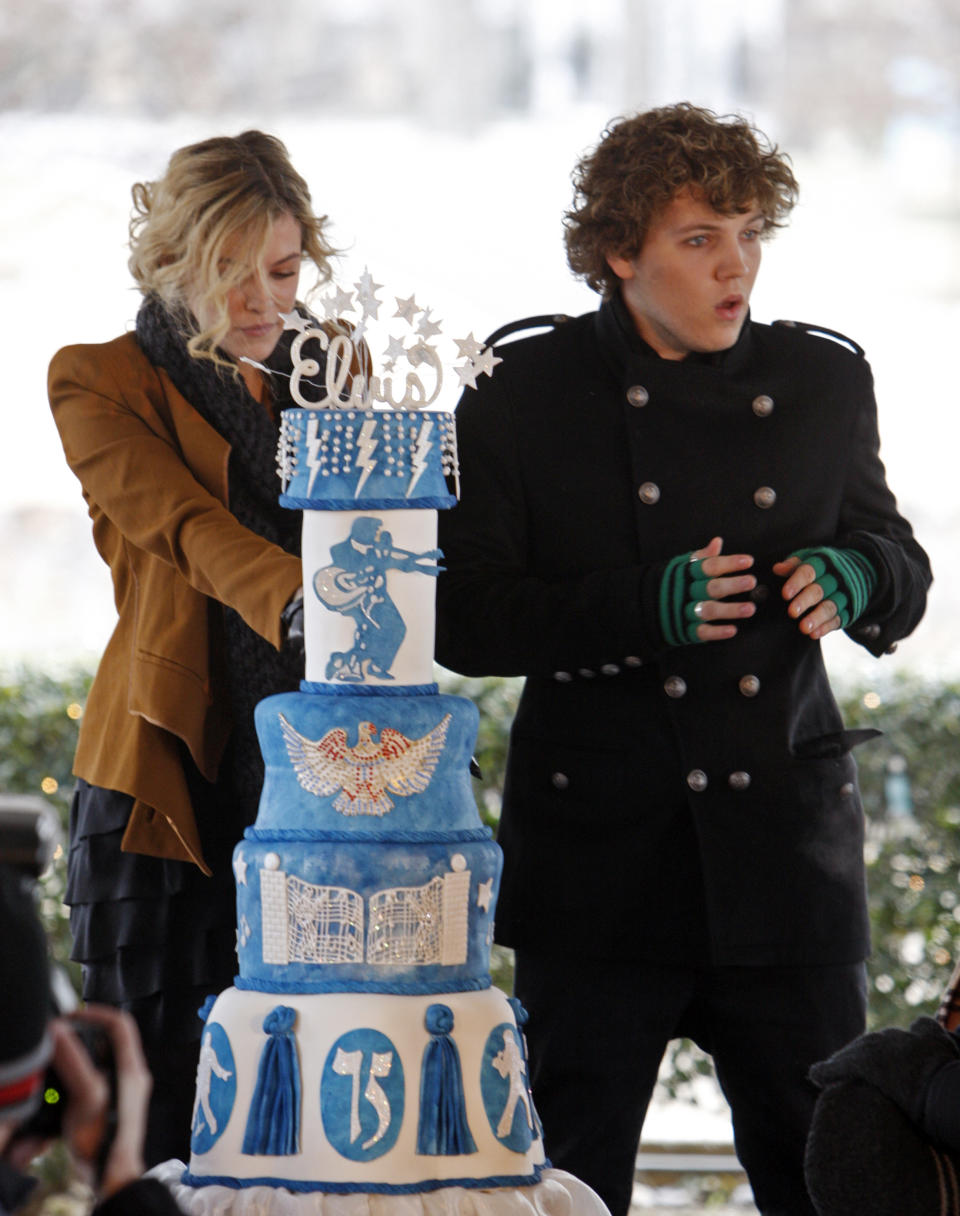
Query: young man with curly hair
436 103 931 1216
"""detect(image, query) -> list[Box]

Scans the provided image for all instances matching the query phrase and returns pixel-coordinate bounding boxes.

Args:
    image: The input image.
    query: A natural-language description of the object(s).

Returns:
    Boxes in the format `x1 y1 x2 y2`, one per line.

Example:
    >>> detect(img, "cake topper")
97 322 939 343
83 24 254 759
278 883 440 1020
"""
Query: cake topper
245 267 501 411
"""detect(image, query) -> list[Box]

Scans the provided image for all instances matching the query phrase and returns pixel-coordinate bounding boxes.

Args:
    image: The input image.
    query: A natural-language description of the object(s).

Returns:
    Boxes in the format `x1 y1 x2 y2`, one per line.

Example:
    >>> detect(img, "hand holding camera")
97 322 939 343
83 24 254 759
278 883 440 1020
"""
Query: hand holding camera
11 1004 151 1200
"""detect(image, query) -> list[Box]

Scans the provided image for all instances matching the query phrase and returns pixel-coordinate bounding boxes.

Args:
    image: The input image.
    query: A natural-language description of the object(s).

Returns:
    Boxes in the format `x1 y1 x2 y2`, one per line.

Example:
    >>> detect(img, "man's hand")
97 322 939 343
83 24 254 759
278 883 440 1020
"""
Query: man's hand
774 554 842 640
689 537 757 641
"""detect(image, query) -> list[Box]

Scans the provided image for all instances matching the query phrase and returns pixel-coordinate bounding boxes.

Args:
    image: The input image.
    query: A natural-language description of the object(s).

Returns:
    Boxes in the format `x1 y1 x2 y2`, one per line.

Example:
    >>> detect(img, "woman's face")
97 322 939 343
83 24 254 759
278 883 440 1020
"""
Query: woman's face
193 211 303 368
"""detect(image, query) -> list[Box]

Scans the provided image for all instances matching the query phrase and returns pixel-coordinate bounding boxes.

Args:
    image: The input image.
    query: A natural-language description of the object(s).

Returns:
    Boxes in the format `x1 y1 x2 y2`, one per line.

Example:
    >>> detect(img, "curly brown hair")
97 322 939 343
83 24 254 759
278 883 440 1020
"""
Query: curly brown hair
128 130 336 365
564 103 799 296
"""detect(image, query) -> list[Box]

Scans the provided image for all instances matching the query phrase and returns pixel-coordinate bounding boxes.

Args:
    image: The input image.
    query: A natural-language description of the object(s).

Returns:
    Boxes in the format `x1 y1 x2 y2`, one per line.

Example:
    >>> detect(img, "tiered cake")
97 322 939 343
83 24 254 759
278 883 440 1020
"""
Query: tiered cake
154 307 608 1213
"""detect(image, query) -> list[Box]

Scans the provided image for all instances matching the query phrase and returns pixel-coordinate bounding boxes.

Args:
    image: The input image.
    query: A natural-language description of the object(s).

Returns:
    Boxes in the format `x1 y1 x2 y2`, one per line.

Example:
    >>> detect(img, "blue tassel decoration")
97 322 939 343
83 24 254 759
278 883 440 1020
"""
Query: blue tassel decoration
507 997 542 1140
242 1005 302 1156
417 1004 477 1156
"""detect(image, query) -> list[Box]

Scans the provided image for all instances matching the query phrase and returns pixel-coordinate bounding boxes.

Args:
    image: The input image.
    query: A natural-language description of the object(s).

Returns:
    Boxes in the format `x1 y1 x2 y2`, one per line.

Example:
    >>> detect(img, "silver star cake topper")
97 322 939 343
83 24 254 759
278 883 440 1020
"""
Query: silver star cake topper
257 266 501 411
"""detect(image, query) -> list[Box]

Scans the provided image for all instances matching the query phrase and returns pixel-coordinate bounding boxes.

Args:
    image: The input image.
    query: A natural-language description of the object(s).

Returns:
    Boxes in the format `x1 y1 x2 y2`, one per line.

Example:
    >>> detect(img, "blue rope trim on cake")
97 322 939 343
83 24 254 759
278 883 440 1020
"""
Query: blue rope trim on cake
242 826 493 843
234 975 492 996
298 680 440 696
279 494 457 511
181 1160 549 1194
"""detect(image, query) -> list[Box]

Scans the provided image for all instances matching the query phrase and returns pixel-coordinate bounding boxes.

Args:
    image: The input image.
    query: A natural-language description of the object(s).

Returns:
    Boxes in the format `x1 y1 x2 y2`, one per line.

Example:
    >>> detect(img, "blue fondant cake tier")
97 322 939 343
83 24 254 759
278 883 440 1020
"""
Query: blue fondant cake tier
233 835 501 992
253 690 480 836
278 409 458 510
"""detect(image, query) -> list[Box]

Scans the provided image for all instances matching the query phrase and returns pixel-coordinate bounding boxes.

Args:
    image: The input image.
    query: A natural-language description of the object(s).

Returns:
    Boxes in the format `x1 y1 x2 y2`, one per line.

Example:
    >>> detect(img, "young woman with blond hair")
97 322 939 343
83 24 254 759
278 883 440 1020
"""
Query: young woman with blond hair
49 130 334 1164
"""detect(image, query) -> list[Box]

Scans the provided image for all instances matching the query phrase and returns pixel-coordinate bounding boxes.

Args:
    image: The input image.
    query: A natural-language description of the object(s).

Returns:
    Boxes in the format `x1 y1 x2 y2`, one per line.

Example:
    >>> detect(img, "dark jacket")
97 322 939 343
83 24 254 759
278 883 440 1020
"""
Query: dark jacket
436 296 931 967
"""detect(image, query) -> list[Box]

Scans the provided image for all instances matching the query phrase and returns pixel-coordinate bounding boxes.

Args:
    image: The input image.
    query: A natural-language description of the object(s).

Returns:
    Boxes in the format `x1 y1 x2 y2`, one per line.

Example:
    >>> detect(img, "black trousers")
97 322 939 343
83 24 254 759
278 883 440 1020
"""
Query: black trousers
514 950 867 1216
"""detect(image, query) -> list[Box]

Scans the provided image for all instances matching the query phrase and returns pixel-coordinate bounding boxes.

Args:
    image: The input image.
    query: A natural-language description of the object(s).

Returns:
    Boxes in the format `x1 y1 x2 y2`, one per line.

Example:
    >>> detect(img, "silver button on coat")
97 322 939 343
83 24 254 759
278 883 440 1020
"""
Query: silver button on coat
664 676 687 698
752 394 774 417
627 385 649 407
754 486 777 509
638 481 661 504
687 769 708 792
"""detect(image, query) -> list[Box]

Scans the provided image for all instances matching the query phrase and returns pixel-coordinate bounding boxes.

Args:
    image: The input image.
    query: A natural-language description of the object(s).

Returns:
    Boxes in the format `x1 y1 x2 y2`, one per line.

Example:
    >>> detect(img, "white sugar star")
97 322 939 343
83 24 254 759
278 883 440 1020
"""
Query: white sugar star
383 333 407 363
477 877 494 912
456 360 480 391
280 309 311 333
394 294 420 325
417 308 442 340
233 851 248 885
475 346 503 379
327 285 355 317
355 268 384 319
239 915 251 947
454 332 484 361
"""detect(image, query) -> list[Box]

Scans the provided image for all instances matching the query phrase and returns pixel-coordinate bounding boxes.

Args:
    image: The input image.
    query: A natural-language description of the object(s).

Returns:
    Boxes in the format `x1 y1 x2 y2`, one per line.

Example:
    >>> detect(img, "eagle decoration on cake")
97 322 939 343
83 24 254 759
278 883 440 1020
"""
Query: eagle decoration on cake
278 713 452 816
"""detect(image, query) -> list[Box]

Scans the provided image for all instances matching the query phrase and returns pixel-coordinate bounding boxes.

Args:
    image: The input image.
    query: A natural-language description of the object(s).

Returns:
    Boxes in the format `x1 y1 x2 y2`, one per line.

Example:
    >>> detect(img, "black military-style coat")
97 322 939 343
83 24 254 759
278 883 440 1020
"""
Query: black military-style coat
435 294 931 968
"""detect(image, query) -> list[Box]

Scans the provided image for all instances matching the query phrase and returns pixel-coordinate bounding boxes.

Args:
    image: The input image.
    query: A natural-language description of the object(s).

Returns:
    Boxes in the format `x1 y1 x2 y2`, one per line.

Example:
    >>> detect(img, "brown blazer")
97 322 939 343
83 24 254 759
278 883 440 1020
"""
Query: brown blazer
48 334 302 871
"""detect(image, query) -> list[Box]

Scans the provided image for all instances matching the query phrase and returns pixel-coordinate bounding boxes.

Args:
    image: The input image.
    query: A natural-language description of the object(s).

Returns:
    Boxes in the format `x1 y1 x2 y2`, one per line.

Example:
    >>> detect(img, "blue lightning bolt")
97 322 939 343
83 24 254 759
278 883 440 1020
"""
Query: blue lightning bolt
355 419 379 497
407 419 433 498
306 416 323 496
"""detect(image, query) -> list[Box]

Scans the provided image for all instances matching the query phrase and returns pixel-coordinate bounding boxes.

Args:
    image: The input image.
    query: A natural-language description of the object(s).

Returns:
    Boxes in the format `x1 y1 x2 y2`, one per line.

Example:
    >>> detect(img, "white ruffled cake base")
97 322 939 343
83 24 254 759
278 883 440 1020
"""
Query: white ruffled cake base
148 1161 611 1215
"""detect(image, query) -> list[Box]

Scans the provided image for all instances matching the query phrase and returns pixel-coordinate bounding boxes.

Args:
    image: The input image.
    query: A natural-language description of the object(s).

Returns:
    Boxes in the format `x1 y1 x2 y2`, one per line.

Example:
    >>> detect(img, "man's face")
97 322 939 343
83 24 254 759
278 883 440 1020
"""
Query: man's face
605 190 765 359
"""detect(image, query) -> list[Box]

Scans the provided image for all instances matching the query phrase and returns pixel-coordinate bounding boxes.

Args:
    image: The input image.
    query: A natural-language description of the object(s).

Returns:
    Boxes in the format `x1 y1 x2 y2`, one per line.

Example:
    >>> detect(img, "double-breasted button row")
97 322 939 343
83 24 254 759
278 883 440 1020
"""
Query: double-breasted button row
637 479 776 510
626 385 774 419
686 768 753 792
662 674 760 699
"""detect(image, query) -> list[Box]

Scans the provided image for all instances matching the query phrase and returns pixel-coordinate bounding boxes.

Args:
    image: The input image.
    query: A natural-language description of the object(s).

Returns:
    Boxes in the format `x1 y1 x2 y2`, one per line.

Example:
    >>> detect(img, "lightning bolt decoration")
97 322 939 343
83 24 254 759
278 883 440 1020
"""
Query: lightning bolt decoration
407 418 433 499
354 419 379 498
305 415 324 498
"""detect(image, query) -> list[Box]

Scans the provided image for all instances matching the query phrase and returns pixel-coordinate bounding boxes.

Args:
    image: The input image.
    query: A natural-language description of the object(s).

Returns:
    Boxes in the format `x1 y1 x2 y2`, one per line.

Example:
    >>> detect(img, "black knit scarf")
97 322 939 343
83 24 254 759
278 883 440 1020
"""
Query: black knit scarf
134 294 318 828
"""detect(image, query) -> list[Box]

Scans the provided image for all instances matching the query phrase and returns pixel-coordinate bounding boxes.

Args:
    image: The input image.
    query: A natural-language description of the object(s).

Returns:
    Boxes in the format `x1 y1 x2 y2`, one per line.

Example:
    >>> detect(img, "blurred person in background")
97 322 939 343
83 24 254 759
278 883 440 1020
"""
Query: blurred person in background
47 130 339 1164
0 862 183 1213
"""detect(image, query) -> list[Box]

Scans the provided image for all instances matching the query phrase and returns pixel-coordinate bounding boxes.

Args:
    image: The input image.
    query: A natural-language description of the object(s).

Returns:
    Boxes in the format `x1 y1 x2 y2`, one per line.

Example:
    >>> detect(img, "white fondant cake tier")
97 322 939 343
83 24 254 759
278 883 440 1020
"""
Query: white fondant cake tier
302 509 441 686
185 987 546 1192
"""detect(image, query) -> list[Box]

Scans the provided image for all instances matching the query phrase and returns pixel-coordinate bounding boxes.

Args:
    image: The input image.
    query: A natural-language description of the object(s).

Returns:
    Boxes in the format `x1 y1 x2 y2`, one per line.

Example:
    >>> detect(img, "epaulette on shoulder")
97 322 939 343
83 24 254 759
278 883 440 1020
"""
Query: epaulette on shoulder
773 319 864 357
484 313 574 348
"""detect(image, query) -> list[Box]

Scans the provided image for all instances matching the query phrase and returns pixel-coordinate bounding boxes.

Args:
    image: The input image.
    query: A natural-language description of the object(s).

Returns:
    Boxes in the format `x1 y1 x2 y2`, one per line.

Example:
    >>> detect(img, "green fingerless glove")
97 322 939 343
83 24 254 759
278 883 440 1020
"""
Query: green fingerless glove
659 552 710 647
791 546 878 628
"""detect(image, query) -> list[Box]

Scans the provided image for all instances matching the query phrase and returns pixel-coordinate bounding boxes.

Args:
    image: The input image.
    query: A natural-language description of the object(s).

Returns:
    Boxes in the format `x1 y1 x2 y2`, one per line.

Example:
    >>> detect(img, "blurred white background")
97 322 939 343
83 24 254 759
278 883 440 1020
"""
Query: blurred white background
1 0 958 684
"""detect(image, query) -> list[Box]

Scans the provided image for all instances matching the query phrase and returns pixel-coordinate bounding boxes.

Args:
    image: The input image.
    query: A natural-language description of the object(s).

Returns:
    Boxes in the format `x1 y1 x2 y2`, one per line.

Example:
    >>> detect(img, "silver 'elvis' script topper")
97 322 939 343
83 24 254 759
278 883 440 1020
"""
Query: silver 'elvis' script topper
255 267 501 410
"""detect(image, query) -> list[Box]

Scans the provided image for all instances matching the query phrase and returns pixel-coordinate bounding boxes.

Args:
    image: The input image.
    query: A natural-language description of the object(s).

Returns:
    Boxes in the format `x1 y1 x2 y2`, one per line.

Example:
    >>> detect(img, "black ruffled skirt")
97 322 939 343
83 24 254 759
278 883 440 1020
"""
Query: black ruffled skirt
65 769 240 1054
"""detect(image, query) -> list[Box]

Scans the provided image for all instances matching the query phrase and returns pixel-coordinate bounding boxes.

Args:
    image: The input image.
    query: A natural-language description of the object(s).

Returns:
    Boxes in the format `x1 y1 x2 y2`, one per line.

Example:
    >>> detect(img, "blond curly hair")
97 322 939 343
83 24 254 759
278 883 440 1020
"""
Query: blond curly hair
128 130 336 364
565 103 799 297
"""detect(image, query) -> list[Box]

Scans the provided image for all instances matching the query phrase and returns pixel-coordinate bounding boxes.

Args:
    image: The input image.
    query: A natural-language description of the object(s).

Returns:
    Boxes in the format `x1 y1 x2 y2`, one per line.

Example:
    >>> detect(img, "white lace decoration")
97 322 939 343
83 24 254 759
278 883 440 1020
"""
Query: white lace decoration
259 859 471 967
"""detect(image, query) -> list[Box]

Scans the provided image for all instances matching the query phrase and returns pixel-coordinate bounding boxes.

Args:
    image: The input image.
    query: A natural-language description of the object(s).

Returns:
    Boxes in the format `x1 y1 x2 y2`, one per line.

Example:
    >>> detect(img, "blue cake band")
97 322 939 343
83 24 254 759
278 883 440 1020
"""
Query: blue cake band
243 826 492 843
279 494 457 511
298 681 440 696
234 975 493 996
182 1160 549 1195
